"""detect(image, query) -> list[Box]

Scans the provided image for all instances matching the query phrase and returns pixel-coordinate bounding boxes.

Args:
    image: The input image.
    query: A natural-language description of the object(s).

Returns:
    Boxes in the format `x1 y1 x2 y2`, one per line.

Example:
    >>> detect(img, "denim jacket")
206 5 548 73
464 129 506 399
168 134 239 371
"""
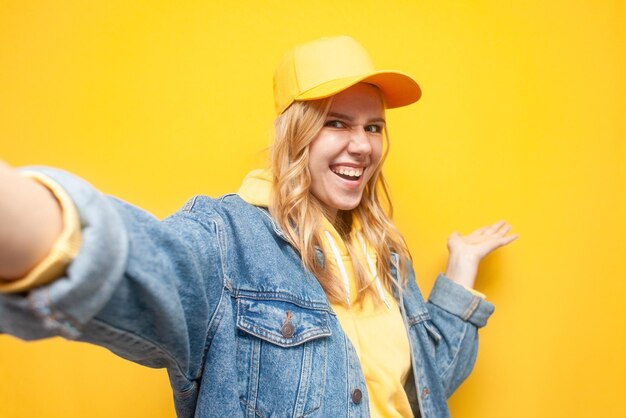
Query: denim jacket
0 168 495 418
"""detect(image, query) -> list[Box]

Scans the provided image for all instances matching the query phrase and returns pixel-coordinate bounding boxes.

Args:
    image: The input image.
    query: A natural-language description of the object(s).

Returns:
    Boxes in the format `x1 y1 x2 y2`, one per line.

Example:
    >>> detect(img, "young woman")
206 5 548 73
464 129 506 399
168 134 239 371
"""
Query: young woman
0 36 517 418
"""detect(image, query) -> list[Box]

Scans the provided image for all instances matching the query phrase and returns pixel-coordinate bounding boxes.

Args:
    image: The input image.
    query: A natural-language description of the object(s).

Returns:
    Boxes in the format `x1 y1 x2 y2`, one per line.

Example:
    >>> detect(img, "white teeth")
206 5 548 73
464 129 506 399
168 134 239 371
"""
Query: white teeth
332 167 363 178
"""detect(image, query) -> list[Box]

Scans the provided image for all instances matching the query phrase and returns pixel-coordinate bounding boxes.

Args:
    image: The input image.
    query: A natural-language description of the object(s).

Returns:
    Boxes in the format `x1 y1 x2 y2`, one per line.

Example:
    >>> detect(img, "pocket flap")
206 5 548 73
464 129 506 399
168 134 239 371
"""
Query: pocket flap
237 298 332 347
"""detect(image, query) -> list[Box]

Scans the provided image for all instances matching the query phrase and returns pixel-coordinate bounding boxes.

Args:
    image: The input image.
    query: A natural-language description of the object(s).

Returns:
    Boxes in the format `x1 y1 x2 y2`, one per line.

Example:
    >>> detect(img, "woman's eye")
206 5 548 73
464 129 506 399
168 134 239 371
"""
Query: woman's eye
365 124 383 133
324 120 346 129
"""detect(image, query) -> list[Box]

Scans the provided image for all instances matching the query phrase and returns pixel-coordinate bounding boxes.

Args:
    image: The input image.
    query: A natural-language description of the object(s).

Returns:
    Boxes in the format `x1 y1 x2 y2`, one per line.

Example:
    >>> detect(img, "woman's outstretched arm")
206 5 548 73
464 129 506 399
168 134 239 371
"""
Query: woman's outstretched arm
0 160 63 279
421 221 517 396
0 166 226 413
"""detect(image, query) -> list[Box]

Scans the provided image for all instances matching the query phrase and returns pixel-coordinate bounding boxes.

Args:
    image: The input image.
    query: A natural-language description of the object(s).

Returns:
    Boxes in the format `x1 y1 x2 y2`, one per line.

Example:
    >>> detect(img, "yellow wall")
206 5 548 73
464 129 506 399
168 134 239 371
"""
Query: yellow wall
1 1 624 417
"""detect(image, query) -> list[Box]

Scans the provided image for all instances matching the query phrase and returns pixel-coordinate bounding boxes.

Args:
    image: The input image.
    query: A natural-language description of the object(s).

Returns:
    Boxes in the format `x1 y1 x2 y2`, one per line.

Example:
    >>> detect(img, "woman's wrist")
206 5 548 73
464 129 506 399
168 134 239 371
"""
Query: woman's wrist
445 252 480 289
0 166 64 280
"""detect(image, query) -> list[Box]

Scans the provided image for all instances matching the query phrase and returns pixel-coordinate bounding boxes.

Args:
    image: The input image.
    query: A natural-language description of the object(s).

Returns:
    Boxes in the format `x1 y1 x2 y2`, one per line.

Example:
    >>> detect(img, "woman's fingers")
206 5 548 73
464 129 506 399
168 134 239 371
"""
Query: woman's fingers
492 231 518 246
470 221 511 240
483 220 506 235
478 220 513 237
494 223 512 237
473 225 490 236
453 221 517 253
495 233 519 249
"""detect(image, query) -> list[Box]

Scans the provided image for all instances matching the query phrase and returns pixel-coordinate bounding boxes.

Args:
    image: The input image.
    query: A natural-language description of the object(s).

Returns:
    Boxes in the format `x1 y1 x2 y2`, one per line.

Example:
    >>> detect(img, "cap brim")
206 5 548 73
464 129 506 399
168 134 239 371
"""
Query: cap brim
295 70 421 109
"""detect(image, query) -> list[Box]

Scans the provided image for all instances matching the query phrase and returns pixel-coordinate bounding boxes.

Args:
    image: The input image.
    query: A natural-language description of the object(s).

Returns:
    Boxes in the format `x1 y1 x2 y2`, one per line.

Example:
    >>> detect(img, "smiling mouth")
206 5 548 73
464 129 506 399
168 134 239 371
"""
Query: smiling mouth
331 166 364 181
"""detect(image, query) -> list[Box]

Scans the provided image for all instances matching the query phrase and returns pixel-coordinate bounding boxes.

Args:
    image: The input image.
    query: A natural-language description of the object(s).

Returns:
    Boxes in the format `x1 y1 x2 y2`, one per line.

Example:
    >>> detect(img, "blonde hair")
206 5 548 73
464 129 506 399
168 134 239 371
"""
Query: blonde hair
269 97 411 306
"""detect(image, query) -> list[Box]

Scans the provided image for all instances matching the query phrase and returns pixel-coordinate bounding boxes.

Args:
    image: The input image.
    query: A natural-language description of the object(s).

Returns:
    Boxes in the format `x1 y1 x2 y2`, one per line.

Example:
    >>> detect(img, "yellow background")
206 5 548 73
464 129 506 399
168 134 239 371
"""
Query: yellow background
1 1 625 417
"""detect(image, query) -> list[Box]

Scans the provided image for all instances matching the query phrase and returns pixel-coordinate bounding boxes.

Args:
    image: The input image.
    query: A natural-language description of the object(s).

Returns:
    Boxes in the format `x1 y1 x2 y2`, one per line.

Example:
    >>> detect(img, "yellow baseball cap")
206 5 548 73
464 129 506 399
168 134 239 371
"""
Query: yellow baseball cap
273 35 422 115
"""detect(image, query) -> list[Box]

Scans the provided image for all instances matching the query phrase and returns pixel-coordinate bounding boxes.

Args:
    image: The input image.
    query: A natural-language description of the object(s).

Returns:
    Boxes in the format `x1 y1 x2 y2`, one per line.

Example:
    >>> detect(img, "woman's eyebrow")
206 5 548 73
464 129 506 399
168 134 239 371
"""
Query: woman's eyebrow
327 112 386 124
327 112 353 121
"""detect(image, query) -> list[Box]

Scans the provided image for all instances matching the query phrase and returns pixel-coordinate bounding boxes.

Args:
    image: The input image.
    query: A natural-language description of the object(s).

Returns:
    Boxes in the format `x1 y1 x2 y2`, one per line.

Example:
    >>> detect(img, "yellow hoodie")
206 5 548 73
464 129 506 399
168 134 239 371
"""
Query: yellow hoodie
238 169 413 418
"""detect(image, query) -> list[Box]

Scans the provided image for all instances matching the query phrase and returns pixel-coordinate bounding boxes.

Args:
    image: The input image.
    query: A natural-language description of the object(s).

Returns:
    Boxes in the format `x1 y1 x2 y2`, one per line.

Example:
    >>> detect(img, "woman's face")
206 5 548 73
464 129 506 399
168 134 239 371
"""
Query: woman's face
308 83 385 221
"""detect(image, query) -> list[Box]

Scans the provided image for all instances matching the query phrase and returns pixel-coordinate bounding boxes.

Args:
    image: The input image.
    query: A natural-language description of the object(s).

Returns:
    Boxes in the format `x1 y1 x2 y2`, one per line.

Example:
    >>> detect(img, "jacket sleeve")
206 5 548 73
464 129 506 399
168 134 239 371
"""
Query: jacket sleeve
0 167 225 392
426 273 495 397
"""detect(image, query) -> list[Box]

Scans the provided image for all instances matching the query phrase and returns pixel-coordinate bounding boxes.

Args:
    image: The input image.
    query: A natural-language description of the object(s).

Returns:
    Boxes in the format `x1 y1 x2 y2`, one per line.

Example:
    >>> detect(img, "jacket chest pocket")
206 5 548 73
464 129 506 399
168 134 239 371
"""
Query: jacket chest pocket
236 297 332 418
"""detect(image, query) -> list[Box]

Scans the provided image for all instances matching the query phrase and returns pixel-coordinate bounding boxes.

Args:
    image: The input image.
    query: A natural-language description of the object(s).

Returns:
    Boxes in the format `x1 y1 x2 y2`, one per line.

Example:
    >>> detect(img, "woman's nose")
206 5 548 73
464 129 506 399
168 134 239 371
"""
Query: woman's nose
347 128 372 155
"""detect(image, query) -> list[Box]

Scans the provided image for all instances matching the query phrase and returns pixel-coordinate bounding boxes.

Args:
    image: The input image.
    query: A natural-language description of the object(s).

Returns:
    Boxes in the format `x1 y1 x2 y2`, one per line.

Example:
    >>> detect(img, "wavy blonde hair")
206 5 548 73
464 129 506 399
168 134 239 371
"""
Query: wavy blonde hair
269 95 411 306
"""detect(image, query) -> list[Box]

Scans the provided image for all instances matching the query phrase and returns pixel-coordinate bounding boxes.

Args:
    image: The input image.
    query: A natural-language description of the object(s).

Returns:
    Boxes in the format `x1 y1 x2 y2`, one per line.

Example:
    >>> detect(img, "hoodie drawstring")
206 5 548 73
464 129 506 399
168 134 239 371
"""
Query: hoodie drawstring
356 232 391 309
324 230 390 309
324 231 352 307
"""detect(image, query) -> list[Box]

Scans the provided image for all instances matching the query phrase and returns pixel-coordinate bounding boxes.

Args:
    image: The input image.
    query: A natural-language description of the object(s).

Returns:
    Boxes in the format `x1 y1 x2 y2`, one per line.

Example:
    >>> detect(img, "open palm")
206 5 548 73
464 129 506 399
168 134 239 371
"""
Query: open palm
445 221 518 288
448 221 518 262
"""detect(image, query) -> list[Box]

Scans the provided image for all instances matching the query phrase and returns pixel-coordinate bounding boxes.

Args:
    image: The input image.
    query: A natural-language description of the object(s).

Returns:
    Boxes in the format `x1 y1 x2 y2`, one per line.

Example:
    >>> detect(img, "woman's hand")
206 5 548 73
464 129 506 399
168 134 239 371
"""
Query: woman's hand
444 220 518 289
0 161 63 280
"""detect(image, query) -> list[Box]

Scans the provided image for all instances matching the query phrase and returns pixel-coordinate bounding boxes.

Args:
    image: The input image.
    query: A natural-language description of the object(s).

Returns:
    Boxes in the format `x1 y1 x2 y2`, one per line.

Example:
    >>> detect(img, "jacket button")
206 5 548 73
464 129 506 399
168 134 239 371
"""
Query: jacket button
281 322 295 338
351 389 363 404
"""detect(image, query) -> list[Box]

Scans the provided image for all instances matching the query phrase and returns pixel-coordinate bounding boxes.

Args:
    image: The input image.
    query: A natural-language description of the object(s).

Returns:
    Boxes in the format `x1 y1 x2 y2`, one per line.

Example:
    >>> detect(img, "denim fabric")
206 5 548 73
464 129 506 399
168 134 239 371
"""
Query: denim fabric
0 168 495 418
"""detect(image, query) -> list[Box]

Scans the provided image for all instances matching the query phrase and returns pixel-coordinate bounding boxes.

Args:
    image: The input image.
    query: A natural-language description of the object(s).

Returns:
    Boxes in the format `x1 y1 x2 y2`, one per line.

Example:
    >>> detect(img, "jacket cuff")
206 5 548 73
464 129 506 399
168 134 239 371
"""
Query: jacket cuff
428 273 495 328
0 167 129 339
461 284 486 299
0 171 82 293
